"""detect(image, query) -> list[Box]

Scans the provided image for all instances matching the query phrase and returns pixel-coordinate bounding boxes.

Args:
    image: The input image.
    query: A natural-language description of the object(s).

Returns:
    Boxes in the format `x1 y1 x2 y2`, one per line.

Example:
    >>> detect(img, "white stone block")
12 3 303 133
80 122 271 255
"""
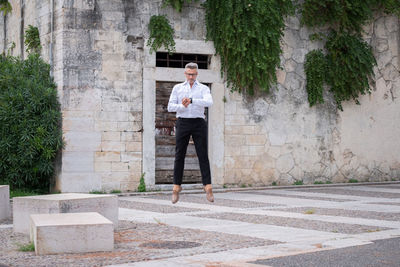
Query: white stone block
13 193 118 234
0 185 10 221
30 212 113 255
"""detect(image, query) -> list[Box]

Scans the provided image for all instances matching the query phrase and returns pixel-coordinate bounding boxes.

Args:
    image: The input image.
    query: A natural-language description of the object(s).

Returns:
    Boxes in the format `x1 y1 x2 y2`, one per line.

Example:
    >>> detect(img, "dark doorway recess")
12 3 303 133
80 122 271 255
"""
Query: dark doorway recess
156 53 209 69
155 81 209 184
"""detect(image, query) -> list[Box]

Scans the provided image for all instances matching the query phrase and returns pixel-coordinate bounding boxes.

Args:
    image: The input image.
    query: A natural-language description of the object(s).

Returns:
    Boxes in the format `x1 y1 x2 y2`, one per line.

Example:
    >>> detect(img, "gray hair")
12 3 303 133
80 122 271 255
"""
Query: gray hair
185 62 198 70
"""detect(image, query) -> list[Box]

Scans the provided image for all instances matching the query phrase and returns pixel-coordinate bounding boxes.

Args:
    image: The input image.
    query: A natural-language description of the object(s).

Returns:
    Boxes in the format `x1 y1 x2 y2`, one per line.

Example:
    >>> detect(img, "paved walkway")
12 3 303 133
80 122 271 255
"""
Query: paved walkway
110 183 400 267
1 183 400 266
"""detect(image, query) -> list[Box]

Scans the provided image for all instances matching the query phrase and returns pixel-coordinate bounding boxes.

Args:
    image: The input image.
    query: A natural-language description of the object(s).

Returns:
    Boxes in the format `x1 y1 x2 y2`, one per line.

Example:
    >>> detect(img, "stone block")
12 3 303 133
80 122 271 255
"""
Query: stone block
0 185 10 221
13 193 118 234
30 212 113 255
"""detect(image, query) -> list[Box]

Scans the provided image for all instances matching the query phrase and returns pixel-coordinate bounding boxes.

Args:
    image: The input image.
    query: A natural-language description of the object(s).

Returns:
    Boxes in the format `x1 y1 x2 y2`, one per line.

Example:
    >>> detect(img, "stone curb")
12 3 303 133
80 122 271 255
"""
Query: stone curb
116 181 400 197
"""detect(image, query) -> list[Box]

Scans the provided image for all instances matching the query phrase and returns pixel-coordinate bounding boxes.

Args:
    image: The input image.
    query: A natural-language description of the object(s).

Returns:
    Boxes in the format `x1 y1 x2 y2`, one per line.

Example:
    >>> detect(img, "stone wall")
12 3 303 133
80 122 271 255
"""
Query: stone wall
58 0 208 192
2 0 399 191
224 14 400 186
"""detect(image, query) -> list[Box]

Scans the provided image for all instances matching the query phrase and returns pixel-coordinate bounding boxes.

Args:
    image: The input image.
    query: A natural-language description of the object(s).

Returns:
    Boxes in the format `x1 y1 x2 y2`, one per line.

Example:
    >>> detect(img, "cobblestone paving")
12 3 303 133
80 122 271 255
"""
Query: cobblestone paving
1 183 400 267
246 191 355 202
119 199 205 213
145 193 284 208
266 206 400 221
291 187 400 198
192 212 390 234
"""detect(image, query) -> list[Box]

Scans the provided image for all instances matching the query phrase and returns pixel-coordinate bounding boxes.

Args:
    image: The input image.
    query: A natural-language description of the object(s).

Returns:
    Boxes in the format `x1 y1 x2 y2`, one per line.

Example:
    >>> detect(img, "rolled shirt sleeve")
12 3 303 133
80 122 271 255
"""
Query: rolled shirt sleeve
192 86 213 107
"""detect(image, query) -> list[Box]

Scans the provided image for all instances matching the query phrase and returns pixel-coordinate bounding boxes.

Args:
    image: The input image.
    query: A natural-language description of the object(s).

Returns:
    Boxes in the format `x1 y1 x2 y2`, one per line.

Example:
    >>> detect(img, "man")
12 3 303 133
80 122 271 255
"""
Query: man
167 62 214 204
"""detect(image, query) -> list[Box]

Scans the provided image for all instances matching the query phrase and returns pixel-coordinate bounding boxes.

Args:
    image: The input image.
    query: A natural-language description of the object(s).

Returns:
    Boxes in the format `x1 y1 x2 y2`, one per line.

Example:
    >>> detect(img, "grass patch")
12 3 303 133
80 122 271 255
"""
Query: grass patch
325 181 333 184
272 181 277 186
18 242 35 252
348 179 359 183
314 181 324 184
89 190 107 194
293 180 304 185
138 173 146 192
240 183 247 188
110 189 121 194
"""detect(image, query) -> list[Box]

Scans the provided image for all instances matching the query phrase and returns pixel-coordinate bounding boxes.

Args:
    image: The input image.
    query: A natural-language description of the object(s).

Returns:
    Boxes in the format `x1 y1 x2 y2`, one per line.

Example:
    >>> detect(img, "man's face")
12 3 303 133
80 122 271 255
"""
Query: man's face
184 68 198 85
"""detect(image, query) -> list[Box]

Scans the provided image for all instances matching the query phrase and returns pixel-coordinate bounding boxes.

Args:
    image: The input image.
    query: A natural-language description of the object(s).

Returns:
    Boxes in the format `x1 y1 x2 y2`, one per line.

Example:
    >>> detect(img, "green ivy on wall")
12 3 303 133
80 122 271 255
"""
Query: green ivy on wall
0 0 11 15
304 49 326 107
24 25 41 54
302 0 399 110
204 0 294 95
325 31 376 111
162 0 198 12
147 15 176 54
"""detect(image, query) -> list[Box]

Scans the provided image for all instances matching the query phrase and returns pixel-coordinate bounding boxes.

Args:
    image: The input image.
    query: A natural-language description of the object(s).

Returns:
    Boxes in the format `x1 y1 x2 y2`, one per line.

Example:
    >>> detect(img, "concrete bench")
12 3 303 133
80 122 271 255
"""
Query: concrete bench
0 185 10 221
13 193 118 234
30 212 114 255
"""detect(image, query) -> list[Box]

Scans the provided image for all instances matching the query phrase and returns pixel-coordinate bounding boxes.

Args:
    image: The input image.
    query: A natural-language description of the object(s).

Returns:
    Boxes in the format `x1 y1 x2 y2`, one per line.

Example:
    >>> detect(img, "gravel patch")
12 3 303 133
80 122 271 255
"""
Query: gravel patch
0 220 277 267
146 193 284 208
273 207 400 221
192 213 389 234
119 199 205 213
246 191 355 202
291 188 400 199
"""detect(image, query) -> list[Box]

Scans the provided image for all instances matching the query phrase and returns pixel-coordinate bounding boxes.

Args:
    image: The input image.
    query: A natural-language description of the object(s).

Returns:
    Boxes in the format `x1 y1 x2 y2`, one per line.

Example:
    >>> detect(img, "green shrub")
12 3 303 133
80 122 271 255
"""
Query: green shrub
348 178 359 183
0 54 63 192
314 181 324 184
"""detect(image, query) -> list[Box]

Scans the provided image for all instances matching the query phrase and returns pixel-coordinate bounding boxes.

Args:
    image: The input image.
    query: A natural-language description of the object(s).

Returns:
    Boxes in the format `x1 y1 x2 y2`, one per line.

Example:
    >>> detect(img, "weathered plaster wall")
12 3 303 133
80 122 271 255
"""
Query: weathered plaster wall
2 0 399 191
224 14 400 186
58 0 208 192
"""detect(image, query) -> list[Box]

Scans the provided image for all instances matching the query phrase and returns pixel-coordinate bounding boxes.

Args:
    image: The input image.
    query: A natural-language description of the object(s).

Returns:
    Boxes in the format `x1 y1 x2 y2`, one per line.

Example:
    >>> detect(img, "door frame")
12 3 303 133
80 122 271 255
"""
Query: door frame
142 40 225 189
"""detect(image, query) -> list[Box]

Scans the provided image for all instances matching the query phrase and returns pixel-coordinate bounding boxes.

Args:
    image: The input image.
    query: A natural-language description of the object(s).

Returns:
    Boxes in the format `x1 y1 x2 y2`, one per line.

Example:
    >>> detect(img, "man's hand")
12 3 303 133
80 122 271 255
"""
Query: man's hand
182 97 190 108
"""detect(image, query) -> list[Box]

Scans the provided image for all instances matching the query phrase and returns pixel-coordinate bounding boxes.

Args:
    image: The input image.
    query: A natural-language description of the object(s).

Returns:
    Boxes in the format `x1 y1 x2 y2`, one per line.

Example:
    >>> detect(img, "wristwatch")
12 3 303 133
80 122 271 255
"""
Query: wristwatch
189 98 192 104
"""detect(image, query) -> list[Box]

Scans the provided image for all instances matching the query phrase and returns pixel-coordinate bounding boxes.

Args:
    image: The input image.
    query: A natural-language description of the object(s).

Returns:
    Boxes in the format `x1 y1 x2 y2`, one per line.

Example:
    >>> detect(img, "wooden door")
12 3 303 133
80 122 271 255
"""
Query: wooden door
155 81 207 184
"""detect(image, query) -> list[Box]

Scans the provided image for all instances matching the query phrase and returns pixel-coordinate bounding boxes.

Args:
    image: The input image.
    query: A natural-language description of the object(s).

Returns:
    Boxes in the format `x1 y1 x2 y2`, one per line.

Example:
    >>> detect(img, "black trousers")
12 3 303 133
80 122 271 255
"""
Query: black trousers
173 118 211 185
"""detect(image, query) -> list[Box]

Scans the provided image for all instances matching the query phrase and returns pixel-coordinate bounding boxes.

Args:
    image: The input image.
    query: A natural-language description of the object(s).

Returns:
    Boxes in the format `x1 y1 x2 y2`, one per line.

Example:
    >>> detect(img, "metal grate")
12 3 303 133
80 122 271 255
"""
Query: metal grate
156 52 209 69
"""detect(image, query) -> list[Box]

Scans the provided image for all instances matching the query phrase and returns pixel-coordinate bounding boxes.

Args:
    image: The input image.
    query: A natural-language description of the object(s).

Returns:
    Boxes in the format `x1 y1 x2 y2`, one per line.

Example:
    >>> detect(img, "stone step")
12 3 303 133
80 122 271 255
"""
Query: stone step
30 212 113 255
13 193 118 234
0 185 10 221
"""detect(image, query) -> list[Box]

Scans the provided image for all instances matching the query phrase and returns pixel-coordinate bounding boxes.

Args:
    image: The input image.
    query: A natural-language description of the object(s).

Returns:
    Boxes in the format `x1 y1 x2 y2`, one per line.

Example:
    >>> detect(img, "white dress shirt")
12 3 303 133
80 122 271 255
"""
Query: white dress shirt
167 80 213 119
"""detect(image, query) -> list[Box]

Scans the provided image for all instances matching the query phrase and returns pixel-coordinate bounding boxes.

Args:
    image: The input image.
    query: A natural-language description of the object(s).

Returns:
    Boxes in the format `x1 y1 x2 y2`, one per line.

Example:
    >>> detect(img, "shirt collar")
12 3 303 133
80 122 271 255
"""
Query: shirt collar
184 80 199 86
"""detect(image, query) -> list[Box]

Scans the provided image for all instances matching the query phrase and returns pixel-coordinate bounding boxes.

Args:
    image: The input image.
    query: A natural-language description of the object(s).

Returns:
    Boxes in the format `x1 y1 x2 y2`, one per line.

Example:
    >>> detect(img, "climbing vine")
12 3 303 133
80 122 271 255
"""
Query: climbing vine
162 0 198 12
147 15 176 54
0 0 11 15
204 0 294 95
302 0 399 110
325 32 376 111
24 25 41 54
304 49 326 107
